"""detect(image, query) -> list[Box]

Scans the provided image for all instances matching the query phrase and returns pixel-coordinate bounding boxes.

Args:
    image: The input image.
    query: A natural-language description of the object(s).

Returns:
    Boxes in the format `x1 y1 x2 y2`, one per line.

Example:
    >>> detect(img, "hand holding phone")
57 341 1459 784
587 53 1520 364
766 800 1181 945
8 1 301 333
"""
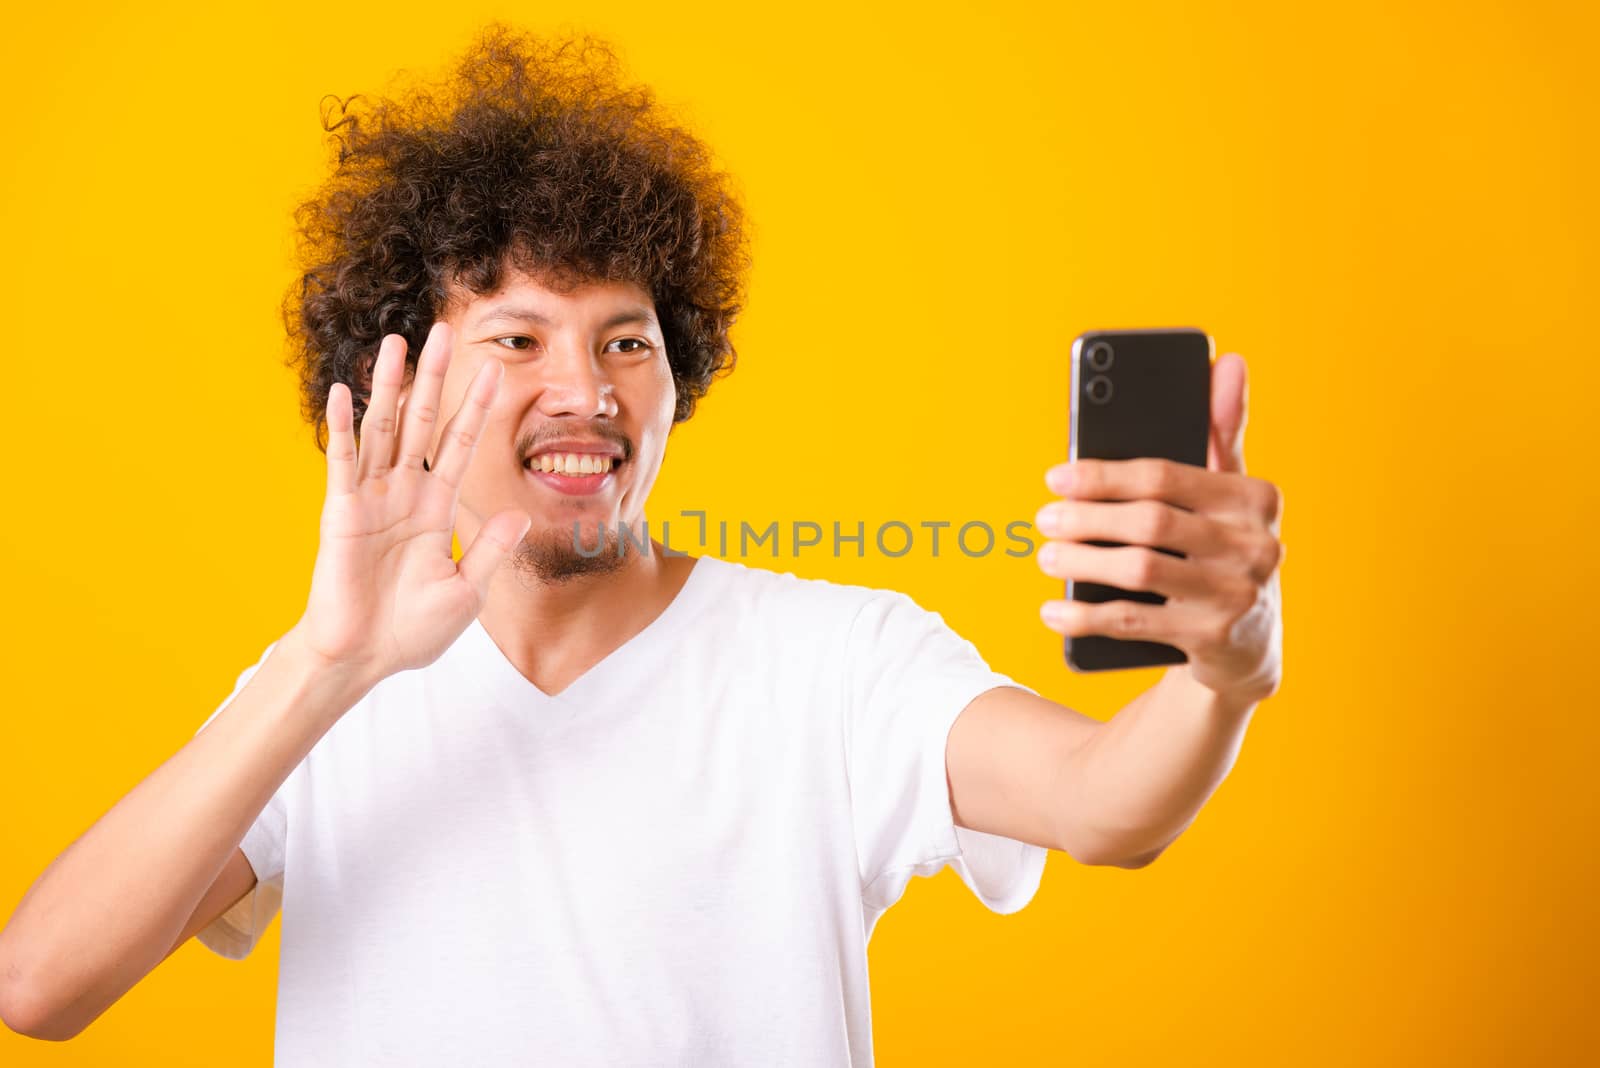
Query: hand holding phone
1037 333 1285 699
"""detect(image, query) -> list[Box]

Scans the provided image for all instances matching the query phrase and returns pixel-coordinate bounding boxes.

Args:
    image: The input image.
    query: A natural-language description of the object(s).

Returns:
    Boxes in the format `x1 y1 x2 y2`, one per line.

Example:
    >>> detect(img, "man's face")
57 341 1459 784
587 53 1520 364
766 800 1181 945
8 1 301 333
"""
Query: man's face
400 266 676 583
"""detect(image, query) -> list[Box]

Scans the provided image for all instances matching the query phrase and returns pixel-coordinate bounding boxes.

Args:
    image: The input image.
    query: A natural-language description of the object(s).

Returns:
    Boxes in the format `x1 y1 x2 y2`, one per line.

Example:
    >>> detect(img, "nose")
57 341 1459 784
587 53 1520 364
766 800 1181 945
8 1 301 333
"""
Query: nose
534 343 619 420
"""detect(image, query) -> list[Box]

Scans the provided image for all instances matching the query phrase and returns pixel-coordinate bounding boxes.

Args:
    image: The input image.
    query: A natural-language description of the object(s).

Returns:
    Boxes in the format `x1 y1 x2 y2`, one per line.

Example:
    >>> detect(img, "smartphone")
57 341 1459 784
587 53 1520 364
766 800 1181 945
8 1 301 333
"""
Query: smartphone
1064 327 1213 672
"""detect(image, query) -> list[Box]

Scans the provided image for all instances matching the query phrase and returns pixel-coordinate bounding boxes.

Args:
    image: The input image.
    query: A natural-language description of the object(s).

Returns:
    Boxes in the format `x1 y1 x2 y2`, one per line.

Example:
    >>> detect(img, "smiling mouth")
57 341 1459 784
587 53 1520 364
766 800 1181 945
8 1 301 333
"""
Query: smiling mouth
523 452 622 476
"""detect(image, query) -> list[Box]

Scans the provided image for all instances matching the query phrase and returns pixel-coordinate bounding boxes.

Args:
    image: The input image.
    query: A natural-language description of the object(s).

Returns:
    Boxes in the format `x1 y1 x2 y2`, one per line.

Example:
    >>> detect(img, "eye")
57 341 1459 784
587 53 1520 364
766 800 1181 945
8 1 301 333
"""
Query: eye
493 335 536 351
607 338 650 354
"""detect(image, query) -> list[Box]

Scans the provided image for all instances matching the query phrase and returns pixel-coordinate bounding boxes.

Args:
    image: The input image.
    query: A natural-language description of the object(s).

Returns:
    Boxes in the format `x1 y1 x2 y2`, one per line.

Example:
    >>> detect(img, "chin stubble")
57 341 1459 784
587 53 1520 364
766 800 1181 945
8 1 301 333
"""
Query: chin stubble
508 523 628 584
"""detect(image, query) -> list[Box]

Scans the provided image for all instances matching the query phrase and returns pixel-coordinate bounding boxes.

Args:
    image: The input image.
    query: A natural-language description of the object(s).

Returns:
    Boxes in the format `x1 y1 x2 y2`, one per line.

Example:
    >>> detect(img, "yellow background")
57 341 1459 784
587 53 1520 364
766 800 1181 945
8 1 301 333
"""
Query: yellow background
2 0 1594 1064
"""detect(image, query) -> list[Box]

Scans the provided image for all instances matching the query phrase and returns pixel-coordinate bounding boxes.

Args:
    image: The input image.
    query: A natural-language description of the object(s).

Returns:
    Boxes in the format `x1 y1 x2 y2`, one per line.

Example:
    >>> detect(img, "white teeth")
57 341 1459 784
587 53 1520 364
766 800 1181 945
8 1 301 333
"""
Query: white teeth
528 452 615 476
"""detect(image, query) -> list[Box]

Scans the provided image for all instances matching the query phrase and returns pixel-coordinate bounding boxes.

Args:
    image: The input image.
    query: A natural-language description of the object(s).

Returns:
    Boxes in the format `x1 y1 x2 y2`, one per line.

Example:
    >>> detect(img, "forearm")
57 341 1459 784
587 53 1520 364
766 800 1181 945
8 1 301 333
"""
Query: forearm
0 627 373 1039
1059 664 1257 866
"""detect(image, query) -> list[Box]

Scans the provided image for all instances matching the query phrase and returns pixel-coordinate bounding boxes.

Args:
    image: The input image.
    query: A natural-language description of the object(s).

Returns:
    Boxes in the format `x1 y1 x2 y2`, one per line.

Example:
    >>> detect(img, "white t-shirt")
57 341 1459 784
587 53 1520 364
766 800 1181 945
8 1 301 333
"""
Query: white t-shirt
194 554 1048 1066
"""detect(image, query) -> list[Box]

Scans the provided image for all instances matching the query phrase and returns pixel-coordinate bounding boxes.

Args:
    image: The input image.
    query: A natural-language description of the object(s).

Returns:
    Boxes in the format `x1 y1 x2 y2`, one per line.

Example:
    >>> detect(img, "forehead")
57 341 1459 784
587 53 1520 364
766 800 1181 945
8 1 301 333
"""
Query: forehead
449 267 656 326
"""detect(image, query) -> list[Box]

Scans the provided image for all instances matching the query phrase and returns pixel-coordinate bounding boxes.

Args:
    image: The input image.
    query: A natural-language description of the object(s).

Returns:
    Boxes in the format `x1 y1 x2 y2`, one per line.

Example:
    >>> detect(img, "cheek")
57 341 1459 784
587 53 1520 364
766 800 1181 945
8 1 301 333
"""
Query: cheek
651 356 677 413
631 358 678 429
618 363 675 470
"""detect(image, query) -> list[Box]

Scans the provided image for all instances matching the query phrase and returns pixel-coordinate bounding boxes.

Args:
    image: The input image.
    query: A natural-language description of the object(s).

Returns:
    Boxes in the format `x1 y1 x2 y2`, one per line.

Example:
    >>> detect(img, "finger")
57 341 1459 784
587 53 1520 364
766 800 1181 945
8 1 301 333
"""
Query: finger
326 381 357 497
1035 498 1224 557
1036 540 1214 599
1040 596 1225 649
1035 498 1281 579
1041 597 1180 643
395 321 453 472
458 508 533 599
430 358 505 489
1045 456 1248 516
355 334 408 483
1209 351 1249 475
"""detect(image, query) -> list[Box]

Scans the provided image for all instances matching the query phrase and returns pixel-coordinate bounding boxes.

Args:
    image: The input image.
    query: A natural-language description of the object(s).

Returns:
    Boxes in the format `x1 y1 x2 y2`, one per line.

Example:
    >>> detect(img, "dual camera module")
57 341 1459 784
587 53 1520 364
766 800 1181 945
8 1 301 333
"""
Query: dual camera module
1084 340 1114 404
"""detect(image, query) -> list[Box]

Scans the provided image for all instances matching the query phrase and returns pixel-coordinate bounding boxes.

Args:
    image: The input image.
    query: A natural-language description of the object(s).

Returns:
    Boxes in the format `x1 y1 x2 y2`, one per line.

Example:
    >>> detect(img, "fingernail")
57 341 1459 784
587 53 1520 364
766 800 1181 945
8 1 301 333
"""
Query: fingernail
1046 465 1074 493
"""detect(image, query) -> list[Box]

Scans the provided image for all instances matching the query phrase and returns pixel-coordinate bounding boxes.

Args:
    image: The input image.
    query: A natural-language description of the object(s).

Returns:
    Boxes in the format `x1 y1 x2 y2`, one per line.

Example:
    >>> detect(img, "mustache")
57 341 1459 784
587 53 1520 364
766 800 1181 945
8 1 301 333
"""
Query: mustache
518 422 634 462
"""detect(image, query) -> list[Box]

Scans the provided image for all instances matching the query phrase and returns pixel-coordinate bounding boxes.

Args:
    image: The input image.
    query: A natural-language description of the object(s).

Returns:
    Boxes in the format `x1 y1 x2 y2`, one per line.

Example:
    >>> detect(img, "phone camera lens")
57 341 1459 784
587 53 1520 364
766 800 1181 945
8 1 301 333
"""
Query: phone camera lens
1086 375 1113 404
1086 341 1114 371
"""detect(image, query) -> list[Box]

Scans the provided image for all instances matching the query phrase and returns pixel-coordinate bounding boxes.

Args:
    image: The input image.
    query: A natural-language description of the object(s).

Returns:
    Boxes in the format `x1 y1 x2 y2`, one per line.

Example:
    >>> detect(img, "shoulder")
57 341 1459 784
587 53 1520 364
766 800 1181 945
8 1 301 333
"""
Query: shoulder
691 558 963 688
691 555 916 633
689 557 977 673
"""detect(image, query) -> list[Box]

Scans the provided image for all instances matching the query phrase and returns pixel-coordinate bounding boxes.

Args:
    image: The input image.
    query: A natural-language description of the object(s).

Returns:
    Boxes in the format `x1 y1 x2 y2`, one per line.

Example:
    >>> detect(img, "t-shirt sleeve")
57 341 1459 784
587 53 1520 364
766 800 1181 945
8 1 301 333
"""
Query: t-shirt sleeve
841 590 1049 926
189 639 289 961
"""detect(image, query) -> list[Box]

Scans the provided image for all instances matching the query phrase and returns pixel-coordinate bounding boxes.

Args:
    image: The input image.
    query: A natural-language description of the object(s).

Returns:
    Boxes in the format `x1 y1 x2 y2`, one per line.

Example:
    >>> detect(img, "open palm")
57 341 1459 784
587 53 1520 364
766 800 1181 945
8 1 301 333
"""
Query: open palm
294 321 532 684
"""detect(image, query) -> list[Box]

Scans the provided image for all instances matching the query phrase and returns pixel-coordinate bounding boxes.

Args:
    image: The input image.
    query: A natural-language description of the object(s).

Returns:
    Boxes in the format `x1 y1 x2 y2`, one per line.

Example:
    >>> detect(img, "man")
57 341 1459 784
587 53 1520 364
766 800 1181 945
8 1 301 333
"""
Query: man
0 23 1283 1064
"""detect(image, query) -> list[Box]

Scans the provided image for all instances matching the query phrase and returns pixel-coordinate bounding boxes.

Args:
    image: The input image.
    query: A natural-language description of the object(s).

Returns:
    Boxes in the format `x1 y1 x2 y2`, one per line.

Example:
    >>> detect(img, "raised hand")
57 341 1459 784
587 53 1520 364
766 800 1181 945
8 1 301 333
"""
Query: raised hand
1035 352 1285 704
291 321 532 685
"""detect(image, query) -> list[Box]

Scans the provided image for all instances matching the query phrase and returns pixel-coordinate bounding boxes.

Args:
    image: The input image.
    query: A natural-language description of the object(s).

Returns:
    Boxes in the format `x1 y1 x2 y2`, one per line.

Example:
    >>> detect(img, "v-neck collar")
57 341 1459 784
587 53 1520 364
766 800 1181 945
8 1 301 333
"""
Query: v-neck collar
448 554 723 708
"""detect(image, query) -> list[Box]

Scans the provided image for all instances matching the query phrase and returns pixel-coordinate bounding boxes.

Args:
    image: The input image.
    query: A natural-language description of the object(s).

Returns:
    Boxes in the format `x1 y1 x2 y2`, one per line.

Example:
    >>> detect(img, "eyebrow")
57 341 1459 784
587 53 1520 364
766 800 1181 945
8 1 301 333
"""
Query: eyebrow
474 303 658 331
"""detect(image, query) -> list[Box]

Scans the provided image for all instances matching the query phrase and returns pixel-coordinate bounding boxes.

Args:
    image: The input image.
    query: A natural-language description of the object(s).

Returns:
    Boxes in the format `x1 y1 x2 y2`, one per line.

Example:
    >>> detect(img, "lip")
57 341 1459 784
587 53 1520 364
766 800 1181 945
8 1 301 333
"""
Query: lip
522 462 615 497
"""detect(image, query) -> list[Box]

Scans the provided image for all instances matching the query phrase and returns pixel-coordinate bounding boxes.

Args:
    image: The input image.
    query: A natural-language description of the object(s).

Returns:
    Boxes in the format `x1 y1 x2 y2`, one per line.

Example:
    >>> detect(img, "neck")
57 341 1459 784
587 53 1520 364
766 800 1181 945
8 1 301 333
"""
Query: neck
474 533 696 695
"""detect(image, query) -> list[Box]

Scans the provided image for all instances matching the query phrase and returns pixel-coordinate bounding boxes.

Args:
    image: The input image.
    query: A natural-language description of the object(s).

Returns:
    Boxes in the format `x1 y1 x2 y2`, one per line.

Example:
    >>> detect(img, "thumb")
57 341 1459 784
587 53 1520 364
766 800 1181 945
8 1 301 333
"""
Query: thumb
1208 351 1249 475
458 510 532 598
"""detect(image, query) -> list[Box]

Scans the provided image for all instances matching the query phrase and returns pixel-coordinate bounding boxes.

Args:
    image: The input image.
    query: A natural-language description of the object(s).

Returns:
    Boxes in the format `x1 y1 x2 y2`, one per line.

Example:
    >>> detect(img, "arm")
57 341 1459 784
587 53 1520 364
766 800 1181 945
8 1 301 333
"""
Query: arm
0 627 373 1041
947 668 1260 869
947 352 1283 869
0 321 526 1041
947 668 1259 868
1061 666 1257 866
162 847 261 959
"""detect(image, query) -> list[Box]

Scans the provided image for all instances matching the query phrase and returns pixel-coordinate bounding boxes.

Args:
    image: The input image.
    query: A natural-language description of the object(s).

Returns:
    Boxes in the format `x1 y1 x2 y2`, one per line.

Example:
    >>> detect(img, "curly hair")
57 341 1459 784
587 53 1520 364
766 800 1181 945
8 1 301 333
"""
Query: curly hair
282 22 752 452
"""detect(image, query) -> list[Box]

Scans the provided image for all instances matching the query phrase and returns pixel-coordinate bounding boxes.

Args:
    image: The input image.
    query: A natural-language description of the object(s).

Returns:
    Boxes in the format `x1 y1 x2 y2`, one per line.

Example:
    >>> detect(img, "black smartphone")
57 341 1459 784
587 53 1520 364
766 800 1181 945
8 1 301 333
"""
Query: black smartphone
1064 327 1213 672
